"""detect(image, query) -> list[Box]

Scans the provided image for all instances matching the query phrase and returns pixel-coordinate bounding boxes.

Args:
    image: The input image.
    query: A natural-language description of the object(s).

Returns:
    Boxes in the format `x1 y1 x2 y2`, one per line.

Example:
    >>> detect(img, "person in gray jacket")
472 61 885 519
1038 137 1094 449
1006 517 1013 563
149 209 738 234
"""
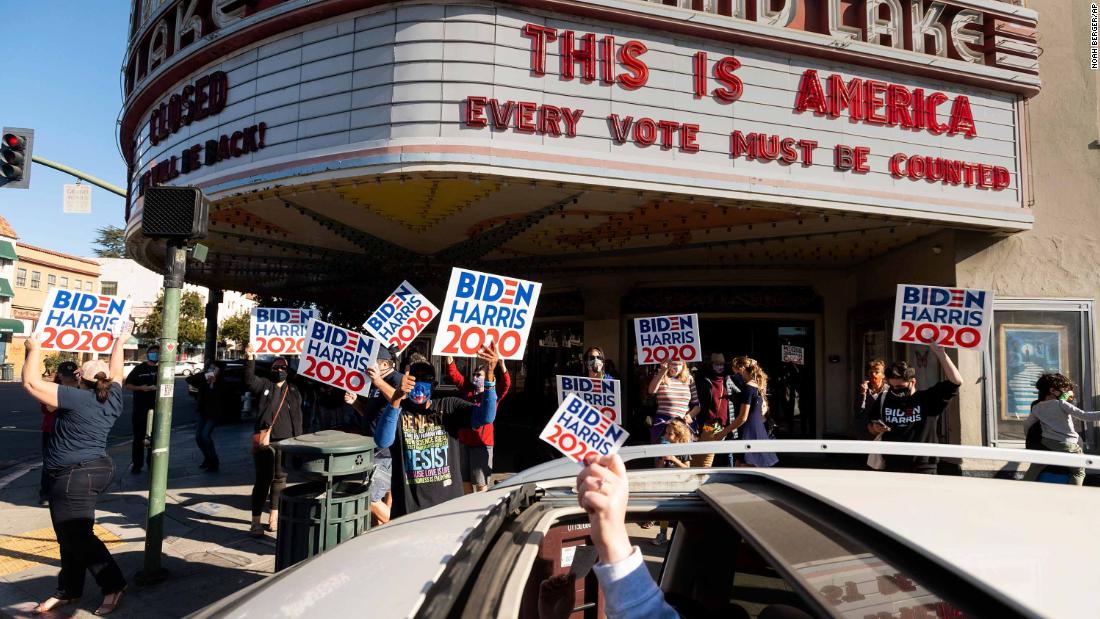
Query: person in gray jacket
1024 373 1100 485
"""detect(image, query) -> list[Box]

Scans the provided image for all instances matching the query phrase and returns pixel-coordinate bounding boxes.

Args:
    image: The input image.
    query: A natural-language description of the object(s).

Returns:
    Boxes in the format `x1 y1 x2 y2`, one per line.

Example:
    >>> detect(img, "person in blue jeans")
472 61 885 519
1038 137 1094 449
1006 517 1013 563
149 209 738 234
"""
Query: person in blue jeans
22 325 131 616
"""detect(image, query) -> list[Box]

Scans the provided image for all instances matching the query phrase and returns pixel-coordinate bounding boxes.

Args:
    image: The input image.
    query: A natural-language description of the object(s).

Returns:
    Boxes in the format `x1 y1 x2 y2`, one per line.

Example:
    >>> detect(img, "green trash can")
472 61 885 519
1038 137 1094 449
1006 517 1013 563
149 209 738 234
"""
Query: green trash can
1 363 13 381
274 430 376 571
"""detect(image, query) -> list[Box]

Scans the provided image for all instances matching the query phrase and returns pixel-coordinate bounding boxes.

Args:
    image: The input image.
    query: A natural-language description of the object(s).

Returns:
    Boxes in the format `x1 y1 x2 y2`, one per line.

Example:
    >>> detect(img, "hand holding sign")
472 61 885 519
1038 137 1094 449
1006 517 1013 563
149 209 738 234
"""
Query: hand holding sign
392 373 416 406
476 339 499 367
25 331 42 352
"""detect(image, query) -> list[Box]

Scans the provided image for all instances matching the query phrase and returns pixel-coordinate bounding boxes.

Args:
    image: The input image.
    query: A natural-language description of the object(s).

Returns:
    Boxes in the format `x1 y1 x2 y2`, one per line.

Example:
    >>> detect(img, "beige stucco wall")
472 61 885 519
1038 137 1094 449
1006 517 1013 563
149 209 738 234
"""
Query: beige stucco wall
954 0 1100 451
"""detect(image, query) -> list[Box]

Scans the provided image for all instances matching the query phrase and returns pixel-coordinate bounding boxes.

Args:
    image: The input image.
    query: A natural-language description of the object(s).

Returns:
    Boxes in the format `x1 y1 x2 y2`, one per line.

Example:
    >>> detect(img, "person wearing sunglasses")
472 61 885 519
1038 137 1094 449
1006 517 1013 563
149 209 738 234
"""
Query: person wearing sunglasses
583 347 617 380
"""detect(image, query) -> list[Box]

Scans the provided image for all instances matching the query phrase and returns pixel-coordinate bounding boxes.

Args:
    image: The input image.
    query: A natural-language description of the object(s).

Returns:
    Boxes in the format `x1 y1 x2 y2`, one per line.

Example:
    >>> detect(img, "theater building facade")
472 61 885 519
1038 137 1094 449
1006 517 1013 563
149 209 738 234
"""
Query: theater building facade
120 0 1099 469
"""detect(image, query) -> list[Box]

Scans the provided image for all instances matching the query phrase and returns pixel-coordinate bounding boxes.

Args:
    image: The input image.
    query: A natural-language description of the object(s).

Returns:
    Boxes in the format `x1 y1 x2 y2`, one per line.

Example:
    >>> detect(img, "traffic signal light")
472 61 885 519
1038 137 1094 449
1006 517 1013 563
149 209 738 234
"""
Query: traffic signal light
1 127 34 189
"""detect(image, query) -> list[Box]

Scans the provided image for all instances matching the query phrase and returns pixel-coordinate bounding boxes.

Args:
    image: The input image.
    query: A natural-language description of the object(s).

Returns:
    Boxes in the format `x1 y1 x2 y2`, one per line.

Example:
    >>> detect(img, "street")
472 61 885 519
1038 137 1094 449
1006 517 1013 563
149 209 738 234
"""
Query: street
0 378 198 472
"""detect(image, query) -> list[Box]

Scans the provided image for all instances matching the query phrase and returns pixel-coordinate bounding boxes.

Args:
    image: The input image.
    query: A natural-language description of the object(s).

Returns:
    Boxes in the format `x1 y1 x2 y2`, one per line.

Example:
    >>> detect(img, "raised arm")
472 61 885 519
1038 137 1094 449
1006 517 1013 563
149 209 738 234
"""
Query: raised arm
931 344 962 386
21 334 59 408
647 363 668 396
1061 400 1100 422
445 357 466 390
109 322 132 386
496 360 511 400
243 344 266 393
374 373 413 449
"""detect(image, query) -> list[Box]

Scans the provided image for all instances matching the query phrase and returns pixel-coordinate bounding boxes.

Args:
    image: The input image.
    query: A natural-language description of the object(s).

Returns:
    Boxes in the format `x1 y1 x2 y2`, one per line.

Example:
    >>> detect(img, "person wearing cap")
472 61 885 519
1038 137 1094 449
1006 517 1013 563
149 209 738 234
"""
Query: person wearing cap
244 345 304 537
21 323 132 615
123 345 159 474
693 353 734 467
37 361 80 506
372 342 500 518
345 346 402 525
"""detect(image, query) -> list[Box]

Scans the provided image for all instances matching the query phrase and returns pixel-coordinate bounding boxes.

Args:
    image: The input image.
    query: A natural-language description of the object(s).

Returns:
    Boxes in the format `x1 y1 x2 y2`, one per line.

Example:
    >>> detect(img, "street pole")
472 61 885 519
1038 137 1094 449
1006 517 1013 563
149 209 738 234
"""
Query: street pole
203 289 222 366
139 241 187 582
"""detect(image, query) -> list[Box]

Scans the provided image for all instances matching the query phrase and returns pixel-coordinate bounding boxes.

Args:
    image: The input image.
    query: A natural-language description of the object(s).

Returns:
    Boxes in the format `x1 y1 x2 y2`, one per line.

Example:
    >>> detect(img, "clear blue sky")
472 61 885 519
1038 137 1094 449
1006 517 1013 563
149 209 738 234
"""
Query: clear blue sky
0 1 131 257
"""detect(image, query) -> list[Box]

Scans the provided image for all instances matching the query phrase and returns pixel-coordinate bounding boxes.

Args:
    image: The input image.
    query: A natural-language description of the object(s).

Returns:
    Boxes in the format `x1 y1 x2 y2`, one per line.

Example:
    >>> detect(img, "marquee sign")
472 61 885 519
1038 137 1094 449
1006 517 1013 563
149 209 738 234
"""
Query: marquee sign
125 2 1031 231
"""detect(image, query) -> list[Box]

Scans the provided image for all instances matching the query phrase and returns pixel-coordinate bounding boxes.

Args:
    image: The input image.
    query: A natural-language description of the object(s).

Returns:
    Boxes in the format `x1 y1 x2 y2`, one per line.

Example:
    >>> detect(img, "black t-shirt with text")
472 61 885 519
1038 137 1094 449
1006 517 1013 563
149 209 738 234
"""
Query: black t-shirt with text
868 380 959 472
390 396 478 518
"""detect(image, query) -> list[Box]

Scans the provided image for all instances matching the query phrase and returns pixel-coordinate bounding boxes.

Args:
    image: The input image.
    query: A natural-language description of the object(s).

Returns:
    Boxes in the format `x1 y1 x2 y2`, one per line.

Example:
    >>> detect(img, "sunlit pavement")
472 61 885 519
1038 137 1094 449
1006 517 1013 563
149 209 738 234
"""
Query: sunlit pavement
0 415 274 618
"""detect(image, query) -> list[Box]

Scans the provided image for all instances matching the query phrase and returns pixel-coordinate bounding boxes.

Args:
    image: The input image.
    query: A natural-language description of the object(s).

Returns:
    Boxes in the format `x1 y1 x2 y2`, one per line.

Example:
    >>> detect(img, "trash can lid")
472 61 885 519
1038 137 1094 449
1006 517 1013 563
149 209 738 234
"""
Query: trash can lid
276 430 377 455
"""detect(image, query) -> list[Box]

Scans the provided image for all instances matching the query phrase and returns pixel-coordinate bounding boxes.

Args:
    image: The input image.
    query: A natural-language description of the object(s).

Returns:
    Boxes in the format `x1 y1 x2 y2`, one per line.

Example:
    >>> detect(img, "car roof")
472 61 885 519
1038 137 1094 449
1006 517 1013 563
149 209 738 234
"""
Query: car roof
200 446 1100 618
195 489 507 618
752 467 1100 619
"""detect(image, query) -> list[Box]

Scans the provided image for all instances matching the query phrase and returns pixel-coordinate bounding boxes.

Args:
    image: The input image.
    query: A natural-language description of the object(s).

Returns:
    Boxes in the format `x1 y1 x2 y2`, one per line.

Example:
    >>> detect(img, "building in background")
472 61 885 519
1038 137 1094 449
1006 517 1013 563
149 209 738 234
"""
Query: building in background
6 244 101 375
118 0 1100 471
0 216 22 367
97 258 256 359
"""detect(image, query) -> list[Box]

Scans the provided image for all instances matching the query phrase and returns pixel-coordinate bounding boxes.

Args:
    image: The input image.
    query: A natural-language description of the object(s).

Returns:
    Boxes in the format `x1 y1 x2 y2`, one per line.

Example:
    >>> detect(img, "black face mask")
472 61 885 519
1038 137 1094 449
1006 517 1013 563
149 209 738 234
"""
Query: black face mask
889 386 910 397
273 368 288 382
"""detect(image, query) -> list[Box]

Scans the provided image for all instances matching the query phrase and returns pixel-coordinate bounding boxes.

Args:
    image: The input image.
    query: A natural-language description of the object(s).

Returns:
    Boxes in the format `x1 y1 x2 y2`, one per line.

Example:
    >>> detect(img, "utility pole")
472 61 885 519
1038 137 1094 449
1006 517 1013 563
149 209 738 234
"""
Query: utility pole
138 242 186 583
136 185 208 583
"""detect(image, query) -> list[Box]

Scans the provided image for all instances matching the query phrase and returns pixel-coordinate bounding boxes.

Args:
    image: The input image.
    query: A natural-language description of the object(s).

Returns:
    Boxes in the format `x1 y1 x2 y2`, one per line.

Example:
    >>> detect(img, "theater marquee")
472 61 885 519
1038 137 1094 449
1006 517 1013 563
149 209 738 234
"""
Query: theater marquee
122 0 1037 230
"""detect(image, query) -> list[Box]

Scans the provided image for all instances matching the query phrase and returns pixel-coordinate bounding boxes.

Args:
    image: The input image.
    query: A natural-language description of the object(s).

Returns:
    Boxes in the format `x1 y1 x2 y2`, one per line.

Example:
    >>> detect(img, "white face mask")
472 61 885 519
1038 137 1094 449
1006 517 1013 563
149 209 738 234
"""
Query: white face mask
668 363 683 375
712 364 725 374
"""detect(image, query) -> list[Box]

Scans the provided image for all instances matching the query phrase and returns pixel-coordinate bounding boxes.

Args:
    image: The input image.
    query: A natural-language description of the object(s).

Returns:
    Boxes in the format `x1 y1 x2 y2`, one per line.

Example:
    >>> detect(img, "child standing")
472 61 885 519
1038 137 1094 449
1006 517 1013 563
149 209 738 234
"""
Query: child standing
1023 373 1100 485
654 419 693 546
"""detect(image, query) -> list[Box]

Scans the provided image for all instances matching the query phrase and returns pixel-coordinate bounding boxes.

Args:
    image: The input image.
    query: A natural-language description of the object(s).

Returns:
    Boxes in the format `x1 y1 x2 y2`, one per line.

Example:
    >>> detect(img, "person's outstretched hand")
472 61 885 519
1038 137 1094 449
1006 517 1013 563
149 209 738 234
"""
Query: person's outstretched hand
576 453 632 566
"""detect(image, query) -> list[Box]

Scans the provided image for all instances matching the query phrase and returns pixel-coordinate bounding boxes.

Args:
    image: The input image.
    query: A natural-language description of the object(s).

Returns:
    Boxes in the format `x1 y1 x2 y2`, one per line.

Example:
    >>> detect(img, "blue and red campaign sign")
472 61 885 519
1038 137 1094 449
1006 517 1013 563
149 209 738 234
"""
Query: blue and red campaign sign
250 307 318 354
892 284 994 350
540 393 630 463
298 318 381 395
556 375 622 423
433 268 542 361
33 289 133 354
633 313 702 364
363 281 439 353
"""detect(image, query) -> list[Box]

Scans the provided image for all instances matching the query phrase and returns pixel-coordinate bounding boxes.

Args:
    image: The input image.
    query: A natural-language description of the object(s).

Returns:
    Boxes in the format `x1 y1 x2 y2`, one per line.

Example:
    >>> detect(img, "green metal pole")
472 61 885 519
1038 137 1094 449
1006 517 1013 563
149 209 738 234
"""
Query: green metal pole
29 155 127 197
140 241 187 582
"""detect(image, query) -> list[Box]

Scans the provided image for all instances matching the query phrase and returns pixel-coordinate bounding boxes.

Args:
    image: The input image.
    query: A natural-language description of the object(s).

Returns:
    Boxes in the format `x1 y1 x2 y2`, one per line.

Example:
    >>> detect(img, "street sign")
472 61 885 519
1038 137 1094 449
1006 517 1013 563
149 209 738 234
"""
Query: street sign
63 183 91 213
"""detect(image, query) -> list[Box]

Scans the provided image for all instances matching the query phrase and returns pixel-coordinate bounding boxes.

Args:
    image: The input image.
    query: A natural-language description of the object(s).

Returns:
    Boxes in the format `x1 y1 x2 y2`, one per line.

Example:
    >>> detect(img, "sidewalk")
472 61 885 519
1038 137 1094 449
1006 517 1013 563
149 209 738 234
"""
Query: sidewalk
0 421 275 618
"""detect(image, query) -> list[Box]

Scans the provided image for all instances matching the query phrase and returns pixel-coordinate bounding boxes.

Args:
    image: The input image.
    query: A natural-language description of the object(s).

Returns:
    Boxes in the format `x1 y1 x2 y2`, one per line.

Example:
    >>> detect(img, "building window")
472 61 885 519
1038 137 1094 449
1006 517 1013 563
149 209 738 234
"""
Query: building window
84 280 92 291
60 276 69 289
30 271 40 289
985 299 1095 447
75 279 82 290
100 281 118 296
47 274 56 289
15 268 25 287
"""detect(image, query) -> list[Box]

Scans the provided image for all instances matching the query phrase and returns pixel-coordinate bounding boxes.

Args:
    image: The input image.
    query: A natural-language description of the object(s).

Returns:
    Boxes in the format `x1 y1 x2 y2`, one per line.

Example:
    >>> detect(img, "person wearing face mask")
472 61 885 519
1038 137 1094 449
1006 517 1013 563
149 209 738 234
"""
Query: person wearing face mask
1022 373 1100 485
123 346 159 475
372 343 499 518
647 359 700 446
244 346 304 536
866 344 962 474
691 353 733 468
444 353 511 494
186 365 224 472
582 347 617 379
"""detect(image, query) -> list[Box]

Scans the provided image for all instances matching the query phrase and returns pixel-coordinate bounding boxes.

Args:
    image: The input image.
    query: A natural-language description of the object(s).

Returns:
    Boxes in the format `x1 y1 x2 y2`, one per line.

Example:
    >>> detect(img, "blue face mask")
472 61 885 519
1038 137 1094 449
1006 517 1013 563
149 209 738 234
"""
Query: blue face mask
147 352 159 363
409 380 433 405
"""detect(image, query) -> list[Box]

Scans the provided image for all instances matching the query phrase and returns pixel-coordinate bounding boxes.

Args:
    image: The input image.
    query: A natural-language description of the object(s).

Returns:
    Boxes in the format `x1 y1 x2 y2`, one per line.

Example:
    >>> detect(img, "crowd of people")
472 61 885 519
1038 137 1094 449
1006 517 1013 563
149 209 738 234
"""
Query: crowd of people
21 320 1100 616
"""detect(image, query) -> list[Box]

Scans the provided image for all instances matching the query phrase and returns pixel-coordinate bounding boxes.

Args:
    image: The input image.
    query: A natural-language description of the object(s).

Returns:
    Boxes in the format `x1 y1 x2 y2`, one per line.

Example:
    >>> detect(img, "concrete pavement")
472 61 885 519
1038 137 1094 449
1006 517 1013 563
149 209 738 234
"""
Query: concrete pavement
0 418 275 618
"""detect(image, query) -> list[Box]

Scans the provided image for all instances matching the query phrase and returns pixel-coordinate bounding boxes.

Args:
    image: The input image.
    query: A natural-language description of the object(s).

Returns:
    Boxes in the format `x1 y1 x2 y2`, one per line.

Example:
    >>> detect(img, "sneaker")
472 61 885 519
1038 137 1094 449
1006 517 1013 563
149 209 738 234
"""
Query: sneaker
653 532 667 546
37 496 49 507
